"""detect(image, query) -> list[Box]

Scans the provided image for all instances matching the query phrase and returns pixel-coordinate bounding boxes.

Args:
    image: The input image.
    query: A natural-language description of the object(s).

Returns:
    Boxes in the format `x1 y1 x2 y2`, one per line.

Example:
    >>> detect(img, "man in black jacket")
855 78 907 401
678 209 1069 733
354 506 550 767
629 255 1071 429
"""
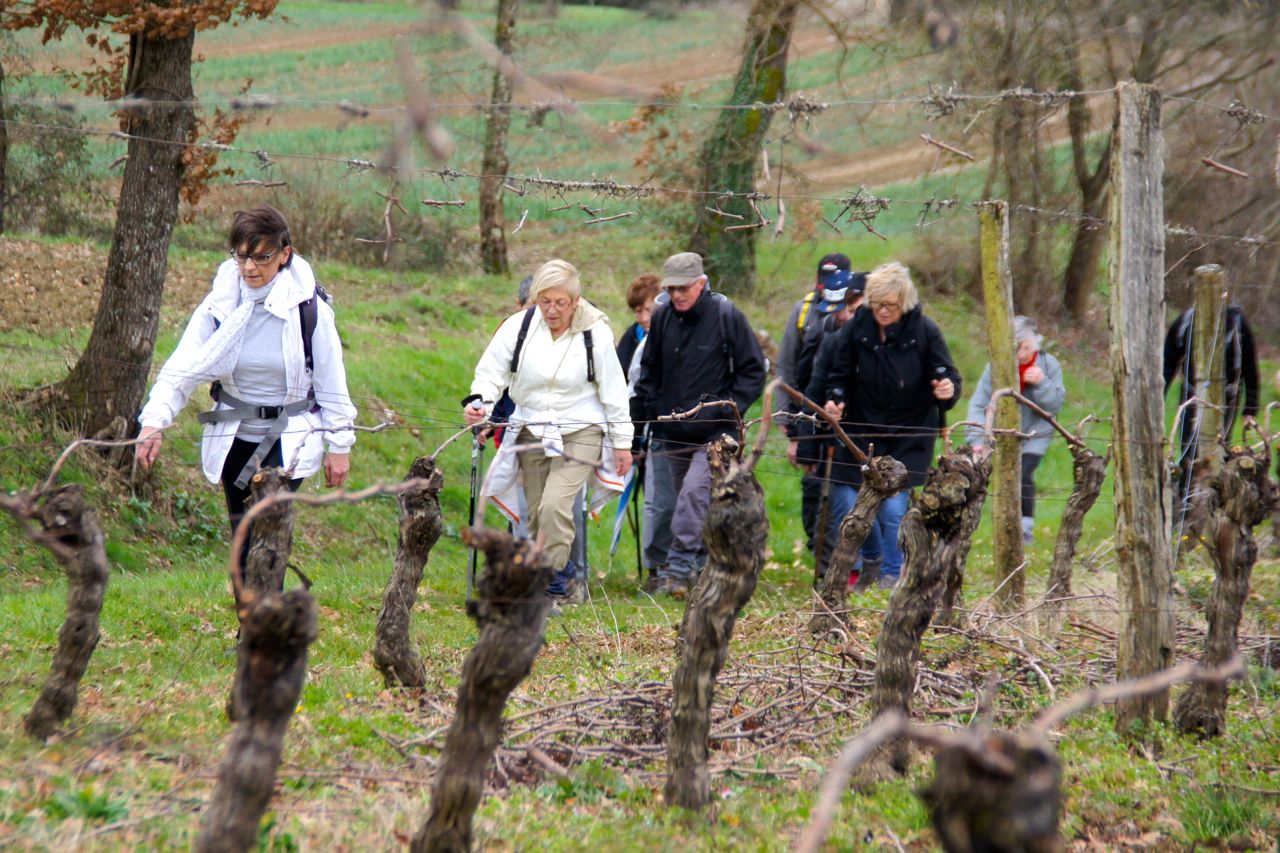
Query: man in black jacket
1163 302 1260 519
632 252 767 596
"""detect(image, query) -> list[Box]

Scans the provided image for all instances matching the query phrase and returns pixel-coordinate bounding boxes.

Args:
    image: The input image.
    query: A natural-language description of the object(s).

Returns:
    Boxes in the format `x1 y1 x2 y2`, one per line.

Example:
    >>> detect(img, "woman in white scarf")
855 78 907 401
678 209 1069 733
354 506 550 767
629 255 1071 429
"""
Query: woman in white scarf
135 205 356 551
462 259 633 602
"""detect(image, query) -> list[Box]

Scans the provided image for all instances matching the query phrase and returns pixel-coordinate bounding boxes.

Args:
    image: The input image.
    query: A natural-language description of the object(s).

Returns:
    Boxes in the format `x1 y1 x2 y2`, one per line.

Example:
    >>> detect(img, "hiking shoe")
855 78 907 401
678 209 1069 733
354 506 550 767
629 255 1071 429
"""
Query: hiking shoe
642 572 661 595
564 578 588 605
877 574 898 590
657 575 691 599
547 599 564 618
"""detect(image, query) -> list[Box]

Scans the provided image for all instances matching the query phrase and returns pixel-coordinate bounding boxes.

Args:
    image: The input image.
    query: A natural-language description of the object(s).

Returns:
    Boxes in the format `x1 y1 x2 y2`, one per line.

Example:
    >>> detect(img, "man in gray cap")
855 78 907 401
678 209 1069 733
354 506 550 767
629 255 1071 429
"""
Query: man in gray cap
631 252 767 596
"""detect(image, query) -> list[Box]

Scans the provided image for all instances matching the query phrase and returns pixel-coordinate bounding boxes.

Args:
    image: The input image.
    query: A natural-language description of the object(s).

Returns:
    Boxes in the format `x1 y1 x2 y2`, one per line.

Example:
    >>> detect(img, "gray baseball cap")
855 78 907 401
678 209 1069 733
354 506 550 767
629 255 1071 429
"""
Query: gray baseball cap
661 252 704 288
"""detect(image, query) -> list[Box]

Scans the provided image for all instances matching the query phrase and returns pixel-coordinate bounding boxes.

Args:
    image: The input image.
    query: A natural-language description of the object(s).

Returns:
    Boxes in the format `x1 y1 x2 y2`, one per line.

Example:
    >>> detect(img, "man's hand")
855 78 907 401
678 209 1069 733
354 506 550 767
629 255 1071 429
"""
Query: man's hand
1022 365 1045 385
135 426 163 469
323 452 350 488
823 400 845 419
787 439 800 466
614 449 633 478
463 403 486 426
931 378 955 401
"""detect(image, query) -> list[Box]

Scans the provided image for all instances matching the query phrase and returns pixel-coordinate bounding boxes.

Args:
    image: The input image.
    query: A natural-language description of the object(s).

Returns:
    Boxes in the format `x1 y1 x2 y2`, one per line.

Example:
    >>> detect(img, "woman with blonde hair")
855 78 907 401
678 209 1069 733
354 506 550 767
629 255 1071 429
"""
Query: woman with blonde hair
462 259 633 605
820 262 962 588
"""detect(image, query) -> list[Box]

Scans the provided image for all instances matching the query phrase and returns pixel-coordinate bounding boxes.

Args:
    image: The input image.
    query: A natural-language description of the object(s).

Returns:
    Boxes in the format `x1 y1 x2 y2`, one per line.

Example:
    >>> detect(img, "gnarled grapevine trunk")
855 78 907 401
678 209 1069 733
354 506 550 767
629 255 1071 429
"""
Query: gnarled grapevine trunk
412 530 552 852
1044 445 1108 606
197 589 317 853
1174 448 1274 736
243 469 296 596
936 451 991 627
872 450 988 771
665 438 769 811
375 457 444 687
18 486 110 739
810 456 907 636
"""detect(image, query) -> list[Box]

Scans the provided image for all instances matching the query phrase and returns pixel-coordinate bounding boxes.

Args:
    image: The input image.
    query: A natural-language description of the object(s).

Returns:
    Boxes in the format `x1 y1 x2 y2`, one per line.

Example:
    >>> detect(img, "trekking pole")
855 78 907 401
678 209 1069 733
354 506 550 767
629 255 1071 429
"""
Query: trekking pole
630 455 644 580
812 444 836 583
465 432 483 603
934 366 951 448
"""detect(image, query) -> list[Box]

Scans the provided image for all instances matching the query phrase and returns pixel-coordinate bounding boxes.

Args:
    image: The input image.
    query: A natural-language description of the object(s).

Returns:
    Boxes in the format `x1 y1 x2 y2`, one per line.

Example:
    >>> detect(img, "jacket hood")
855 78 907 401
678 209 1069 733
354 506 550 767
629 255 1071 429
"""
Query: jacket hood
206 255 318 322
568 298 609 335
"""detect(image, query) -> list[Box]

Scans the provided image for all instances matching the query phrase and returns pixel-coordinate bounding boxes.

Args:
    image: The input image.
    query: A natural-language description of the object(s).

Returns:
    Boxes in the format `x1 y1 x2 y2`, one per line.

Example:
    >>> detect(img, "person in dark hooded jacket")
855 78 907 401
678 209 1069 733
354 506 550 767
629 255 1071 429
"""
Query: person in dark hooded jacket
820 262 961 588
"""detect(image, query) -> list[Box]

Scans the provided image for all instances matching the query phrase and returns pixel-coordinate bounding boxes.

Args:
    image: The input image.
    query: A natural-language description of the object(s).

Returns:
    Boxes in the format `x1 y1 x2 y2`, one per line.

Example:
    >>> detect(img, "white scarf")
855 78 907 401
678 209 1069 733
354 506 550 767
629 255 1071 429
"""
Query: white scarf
186 278 277 384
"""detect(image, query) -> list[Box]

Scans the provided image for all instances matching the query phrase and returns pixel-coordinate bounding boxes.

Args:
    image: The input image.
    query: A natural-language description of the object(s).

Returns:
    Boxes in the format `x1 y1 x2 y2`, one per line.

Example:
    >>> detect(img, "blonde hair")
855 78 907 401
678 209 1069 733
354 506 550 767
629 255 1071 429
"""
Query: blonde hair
529 259 581 300
863 262 919 312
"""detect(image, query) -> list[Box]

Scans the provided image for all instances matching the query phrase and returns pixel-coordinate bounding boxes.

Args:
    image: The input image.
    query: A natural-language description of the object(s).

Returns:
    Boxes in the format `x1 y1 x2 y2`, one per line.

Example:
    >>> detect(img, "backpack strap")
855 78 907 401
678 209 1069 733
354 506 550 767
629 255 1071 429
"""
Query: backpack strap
509 306 537 374
583 328 596 384
796 291 816 331
716 294 735 376
299 294 318 374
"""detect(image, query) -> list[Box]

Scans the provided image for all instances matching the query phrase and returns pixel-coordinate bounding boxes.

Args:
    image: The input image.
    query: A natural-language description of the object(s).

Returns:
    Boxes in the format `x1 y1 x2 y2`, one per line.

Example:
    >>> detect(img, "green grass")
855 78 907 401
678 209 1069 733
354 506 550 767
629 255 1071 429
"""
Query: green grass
1 231 1277 850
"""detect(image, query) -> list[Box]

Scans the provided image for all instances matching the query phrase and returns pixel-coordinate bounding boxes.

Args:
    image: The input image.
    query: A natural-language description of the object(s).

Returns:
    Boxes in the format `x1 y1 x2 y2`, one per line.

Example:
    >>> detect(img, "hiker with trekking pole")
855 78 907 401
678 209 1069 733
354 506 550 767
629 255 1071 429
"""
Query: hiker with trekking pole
135 204 357 575
462 259 633 612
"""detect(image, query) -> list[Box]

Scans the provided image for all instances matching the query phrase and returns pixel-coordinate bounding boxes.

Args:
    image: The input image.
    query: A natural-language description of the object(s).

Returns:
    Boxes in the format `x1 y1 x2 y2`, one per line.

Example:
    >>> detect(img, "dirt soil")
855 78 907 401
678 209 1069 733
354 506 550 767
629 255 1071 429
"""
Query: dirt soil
0 239 212 335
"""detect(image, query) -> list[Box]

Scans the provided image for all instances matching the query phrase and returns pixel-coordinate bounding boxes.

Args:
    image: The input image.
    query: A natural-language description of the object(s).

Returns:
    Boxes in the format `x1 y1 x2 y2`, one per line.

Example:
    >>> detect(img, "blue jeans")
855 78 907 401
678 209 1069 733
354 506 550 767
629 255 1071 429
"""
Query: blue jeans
826 485 910 579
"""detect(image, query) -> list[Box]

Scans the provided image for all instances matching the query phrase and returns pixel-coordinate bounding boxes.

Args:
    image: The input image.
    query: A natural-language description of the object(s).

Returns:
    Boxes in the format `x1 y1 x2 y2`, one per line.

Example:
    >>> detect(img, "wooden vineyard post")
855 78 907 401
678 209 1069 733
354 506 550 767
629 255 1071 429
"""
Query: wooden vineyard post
1108 80 1175 733
197 589 317 853
1178 264 1229 540
374 457 445 688
978 201 1024 610
5 486 110 740
412 530 553 852
810 456 908 634
1174 447 1274 736
666 437 769 811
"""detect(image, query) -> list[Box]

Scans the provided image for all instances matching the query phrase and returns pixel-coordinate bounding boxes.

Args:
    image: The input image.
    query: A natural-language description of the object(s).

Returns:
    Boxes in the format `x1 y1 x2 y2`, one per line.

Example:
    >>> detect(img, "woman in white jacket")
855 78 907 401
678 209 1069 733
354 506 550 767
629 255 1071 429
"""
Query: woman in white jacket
462 259 633 601
136 205 357 554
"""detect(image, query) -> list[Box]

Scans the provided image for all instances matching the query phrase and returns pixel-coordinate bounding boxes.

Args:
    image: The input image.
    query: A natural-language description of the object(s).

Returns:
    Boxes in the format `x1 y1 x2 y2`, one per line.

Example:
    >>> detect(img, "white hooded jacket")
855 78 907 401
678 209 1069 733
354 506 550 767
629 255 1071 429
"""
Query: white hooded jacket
139 255 357 483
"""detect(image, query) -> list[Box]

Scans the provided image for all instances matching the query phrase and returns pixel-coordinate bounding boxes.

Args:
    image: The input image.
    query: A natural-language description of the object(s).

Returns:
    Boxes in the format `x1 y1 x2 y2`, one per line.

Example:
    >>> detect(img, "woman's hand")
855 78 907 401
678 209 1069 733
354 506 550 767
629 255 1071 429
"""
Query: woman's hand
614 449 633 478
324 452 350 488
463 403 486 426
1022 365 1045 385
135 426 163 469
931 378 955 401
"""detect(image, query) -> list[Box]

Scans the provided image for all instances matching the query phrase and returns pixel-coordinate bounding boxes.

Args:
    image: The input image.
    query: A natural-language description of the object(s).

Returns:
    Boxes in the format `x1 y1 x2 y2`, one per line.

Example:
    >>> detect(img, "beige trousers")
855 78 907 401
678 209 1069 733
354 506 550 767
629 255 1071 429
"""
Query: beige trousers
517 425 603 569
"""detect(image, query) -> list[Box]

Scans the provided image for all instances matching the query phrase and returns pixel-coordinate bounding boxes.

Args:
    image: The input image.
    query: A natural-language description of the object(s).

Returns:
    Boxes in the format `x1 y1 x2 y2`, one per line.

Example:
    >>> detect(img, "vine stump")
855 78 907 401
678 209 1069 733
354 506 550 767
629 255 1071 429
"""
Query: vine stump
196 588 317 853
666 437 769 811
374 457 445 687
21 486 110 739
937 448 991 627
1044 444 1109 606
242 468 296 596
412 529 553 852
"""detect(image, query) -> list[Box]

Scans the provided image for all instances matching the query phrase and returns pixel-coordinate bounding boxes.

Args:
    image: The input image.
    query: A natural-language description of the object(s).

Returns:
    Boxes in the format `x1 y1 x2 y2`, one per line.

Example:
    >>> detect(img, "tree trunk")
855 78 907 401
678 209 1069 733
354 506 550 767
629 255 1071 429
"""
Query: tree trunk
0 58 7 234
47 31 195 439
1109 82 1175 734
1044 444 1108 606
666 438 769 811
374 457 444 688
809 456 907 636
478 0 518 275
412 529 553 852
197 589 317 853
687 0 798 295
1060 46 1113 321
16 486 109 740
1174 448 1273 737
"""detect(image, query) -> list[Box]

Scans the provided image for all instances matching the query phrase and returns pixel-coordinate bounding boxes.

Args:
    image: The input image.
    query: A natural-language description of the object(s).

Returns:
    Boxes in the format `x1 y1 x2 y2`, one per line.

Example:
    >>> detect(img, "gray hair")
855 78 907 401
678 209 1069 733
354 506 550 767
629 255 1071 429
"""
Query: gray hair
528 259 582 301
1013 315 1041 349
517 275 534 306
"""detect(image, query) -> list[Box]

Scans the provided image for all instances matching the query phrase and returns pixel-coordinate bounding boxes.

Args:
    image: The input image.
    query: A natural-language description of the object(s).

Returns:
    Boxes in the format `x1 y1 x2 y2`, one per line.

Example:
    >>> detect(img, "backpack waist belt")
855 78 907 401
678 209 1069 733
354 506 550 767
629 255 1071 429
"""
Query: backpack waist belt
198 388 317 489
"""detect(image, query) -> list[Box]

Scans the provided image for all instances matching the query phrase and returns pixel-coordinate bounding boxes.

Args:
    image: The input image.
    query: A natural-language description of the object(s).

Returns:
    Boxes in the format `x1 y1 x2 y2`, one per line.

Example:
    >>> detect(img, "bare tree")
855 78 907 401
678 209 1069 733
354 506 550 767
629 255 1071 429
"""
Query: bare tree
478 0 519 275
688 0 799 295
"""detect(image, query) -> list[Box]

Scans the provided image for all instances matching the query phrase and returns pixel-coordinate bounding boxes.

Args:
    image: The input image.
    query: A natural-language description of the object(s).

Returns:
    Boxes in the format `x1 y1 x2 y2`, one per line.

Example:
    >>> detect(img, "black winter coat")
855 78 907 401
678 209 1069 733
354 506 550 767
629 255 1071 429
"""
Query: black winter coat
1163 305 1259 432
821 305 961 488
631 288 767 447
616 321 643 378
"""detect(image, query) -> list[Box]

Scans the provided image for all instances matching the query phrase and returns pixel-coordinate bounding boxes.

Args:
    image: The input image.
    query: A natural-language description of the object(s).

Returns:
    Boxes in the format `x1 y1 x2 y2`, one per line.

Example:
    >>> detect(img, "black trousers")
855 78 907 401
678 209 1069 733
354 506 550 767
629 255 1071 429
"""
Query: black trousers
221 438 303 579
1020 452 1042 519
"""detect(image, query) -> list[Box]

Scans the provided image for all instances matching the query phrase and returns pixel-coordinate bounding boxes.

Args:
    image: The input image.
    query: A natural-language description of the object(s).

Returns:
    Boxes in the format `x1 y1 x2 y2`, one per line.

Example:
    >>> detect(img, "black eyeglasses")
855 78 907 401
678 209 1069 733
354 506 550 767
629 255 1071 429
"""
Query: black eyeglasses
230 247 281 266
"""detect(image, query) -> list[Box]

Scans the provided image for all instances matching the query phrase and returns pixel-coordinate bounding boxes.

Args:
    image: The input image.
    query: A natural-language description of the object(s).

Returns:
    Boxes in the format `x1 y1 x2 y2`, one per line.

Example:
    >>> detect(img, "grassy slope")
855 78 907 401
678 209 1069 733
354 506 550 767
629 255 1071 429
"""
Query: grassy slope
1 232 1278 851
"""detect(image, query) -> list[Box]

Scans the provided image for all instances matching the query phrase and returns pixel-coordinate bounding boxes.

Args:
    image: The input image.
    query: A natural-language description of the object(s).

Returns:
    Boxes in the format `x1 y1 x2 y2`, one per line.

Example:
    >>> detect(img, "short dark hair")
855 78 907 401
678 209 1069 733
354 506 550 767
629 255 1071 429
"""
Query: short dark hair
626 274 661 310
229 204 292 268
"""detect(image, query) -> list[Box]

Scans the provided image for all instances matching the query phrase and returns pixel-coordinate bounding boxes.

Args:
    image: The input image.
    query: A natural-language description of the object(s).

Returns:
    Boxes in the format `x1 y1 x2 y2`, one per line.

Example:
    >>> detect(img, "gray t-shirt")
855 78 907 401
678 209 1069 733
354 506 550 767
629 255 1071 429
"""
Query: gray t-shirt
232 300 288 438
